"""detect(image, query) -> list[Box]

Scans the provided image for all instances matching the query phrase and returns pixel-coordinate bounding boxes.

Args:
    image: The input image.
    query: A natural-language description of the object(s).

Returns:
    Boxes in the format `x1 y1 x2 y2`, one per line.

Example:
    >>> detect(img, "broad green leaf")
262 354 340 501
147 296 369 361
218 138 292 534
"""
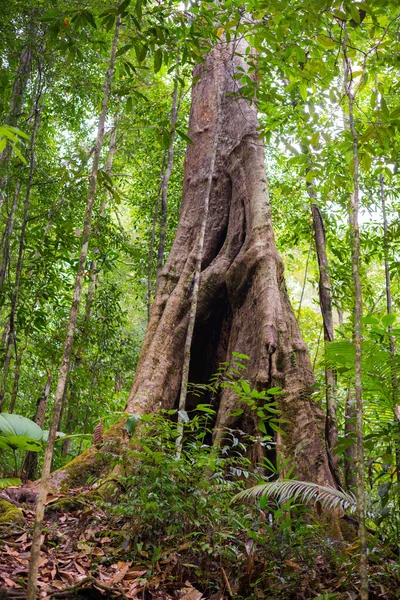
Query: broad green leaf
176 129 194 145
0 413 42 440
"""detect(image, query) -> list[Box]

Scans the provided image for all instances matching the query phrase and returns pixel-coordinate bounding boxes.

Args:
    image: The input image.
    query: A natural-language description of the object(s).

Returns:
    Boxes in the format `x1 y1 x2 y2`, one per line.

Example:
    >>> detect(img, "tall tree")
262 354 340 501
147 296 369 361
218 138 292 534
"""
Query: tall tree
50 35 338 506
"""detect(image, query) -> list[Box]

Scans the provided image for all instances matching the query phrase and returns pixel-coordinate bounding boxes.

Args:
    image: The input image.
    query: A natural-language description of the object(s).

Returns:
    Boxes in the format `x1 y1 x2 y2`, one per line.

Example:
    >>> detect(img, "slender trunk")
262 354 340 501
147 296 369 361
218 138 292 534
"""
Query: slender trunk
296 240 312 321
176 44 232 456
379 174 400 488
22 374 52 481
344 387 357 491
0 182 21 304
85 116 119 302
0 45 32 181
343 33 368 598
302 150 339 482
310 201 339 481
27 14 121 598
61 405 73 458
8 339 27 413
155 75 180 292
147 150 166 321
0 63 43 410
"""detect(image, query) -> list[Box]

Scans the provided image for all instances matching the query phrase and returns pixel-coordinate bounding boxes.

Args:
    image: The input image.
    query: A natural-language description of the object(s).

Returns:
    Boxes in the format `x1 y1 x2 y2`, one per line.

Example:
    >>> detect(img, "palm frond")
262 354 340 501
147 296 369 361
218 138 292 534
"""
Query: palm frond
232 480 357 513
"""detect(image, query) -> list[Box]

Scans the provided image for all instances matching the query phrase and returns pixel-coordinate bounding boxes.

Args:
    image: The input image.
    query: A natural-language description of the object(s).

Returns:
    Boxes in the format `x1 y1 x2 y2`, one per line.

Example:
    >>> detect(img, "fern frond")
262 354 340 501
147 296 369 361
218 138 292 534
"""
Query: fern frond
232 480 357 513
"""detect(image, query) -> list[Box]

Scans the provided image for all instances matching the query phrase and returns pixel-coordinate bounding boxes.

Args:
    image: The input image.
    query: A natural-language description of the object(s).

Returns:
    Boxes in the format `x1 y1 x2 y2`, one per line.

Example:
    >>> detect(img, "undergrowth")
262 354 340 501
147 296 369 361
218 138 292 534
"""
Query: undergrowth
98 411 400 599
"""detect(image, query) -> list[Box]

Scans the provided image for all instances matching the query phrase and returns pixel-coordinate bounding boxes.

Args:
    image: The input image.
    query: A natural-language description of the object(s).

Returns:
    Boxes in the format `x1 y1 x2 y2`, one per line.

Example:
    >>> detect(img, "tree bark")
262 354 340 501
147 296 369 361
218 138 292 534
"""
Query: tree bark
344 388 357 492
0 44 32 183
147 150 166 321
155 75 180 293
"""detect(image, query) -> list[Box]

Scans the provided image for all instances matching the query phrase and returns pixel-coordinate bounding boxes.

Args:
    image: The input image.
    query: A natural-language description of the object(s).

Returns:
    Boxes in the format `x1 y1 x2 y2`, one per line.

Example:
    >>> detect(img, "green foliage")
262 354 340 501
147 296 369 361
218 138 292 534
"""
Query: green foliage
233 480 357 514
106 410 254 554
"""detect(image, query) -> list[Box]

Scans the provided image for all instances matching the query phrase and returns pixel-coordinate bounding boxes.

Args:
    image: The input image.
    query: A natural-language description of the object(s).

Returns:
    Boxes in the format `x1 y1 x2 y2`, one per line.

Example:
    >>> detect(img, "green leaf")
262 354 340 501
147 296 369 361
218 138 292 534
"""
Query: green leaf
349 4 361 23
0 478 21 489
381 97 390 120
154 49 162 73
241 380 251 394
317 36 335 48
390 106 400 119
83 10 97 29
0 435 43 452
119 0 131 14
41 9 62 21
267 387 283 395
41 430 66 443
116 43 133 57
126 414 140 435
10 143 27 164
0 413 43 440
299 83 307 102
382 314 396 328
176 129 194 145
7 126 29 140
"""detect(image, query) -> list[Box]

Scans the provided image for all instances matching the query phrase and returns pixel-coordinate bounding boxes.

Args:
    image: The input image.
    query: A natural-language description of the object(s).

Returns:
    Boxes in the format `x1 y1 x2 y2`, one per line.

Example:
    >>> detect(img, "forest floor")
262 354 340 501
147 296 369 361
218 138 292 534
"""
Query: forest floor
1 488 400 600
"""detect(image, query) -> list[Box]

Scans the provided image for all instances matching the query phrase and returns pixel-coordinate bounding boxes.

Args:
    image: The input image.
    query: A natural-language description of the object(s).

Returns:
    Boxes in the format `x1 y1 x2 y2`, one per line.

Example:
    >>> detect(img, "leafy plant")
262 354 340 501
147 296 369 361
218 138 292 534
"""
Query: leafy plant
233 480 357 514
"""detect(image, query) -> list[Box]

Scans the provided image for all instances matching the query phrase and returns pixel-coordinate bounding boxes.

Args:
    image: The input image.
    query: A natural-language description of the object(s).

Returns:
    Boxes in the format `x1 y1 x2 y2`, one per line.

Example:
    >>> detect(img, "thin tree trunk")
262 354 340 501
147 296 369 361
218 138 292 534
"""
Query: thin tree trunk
303 155 339 481
61 404 73 458
0 182 21 304
344 387 357 491
310 201 339 481
379 174 400 488
343 32 368 599
147 150 166 321
155 75 180 292
22 374 52 481
0 62 43 410
0 45 32 181
8 337 28 413
26 13 121 598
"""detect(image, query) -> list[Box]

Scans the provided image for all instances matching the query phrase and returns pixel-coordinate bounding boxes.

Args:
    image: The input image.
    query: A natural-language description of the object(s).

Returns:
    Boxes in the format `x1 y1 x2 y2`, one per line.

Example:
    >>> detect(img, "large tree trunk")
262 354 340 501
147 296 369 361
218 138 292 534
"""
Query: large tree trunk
41 39 335 497
127 40 334 486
